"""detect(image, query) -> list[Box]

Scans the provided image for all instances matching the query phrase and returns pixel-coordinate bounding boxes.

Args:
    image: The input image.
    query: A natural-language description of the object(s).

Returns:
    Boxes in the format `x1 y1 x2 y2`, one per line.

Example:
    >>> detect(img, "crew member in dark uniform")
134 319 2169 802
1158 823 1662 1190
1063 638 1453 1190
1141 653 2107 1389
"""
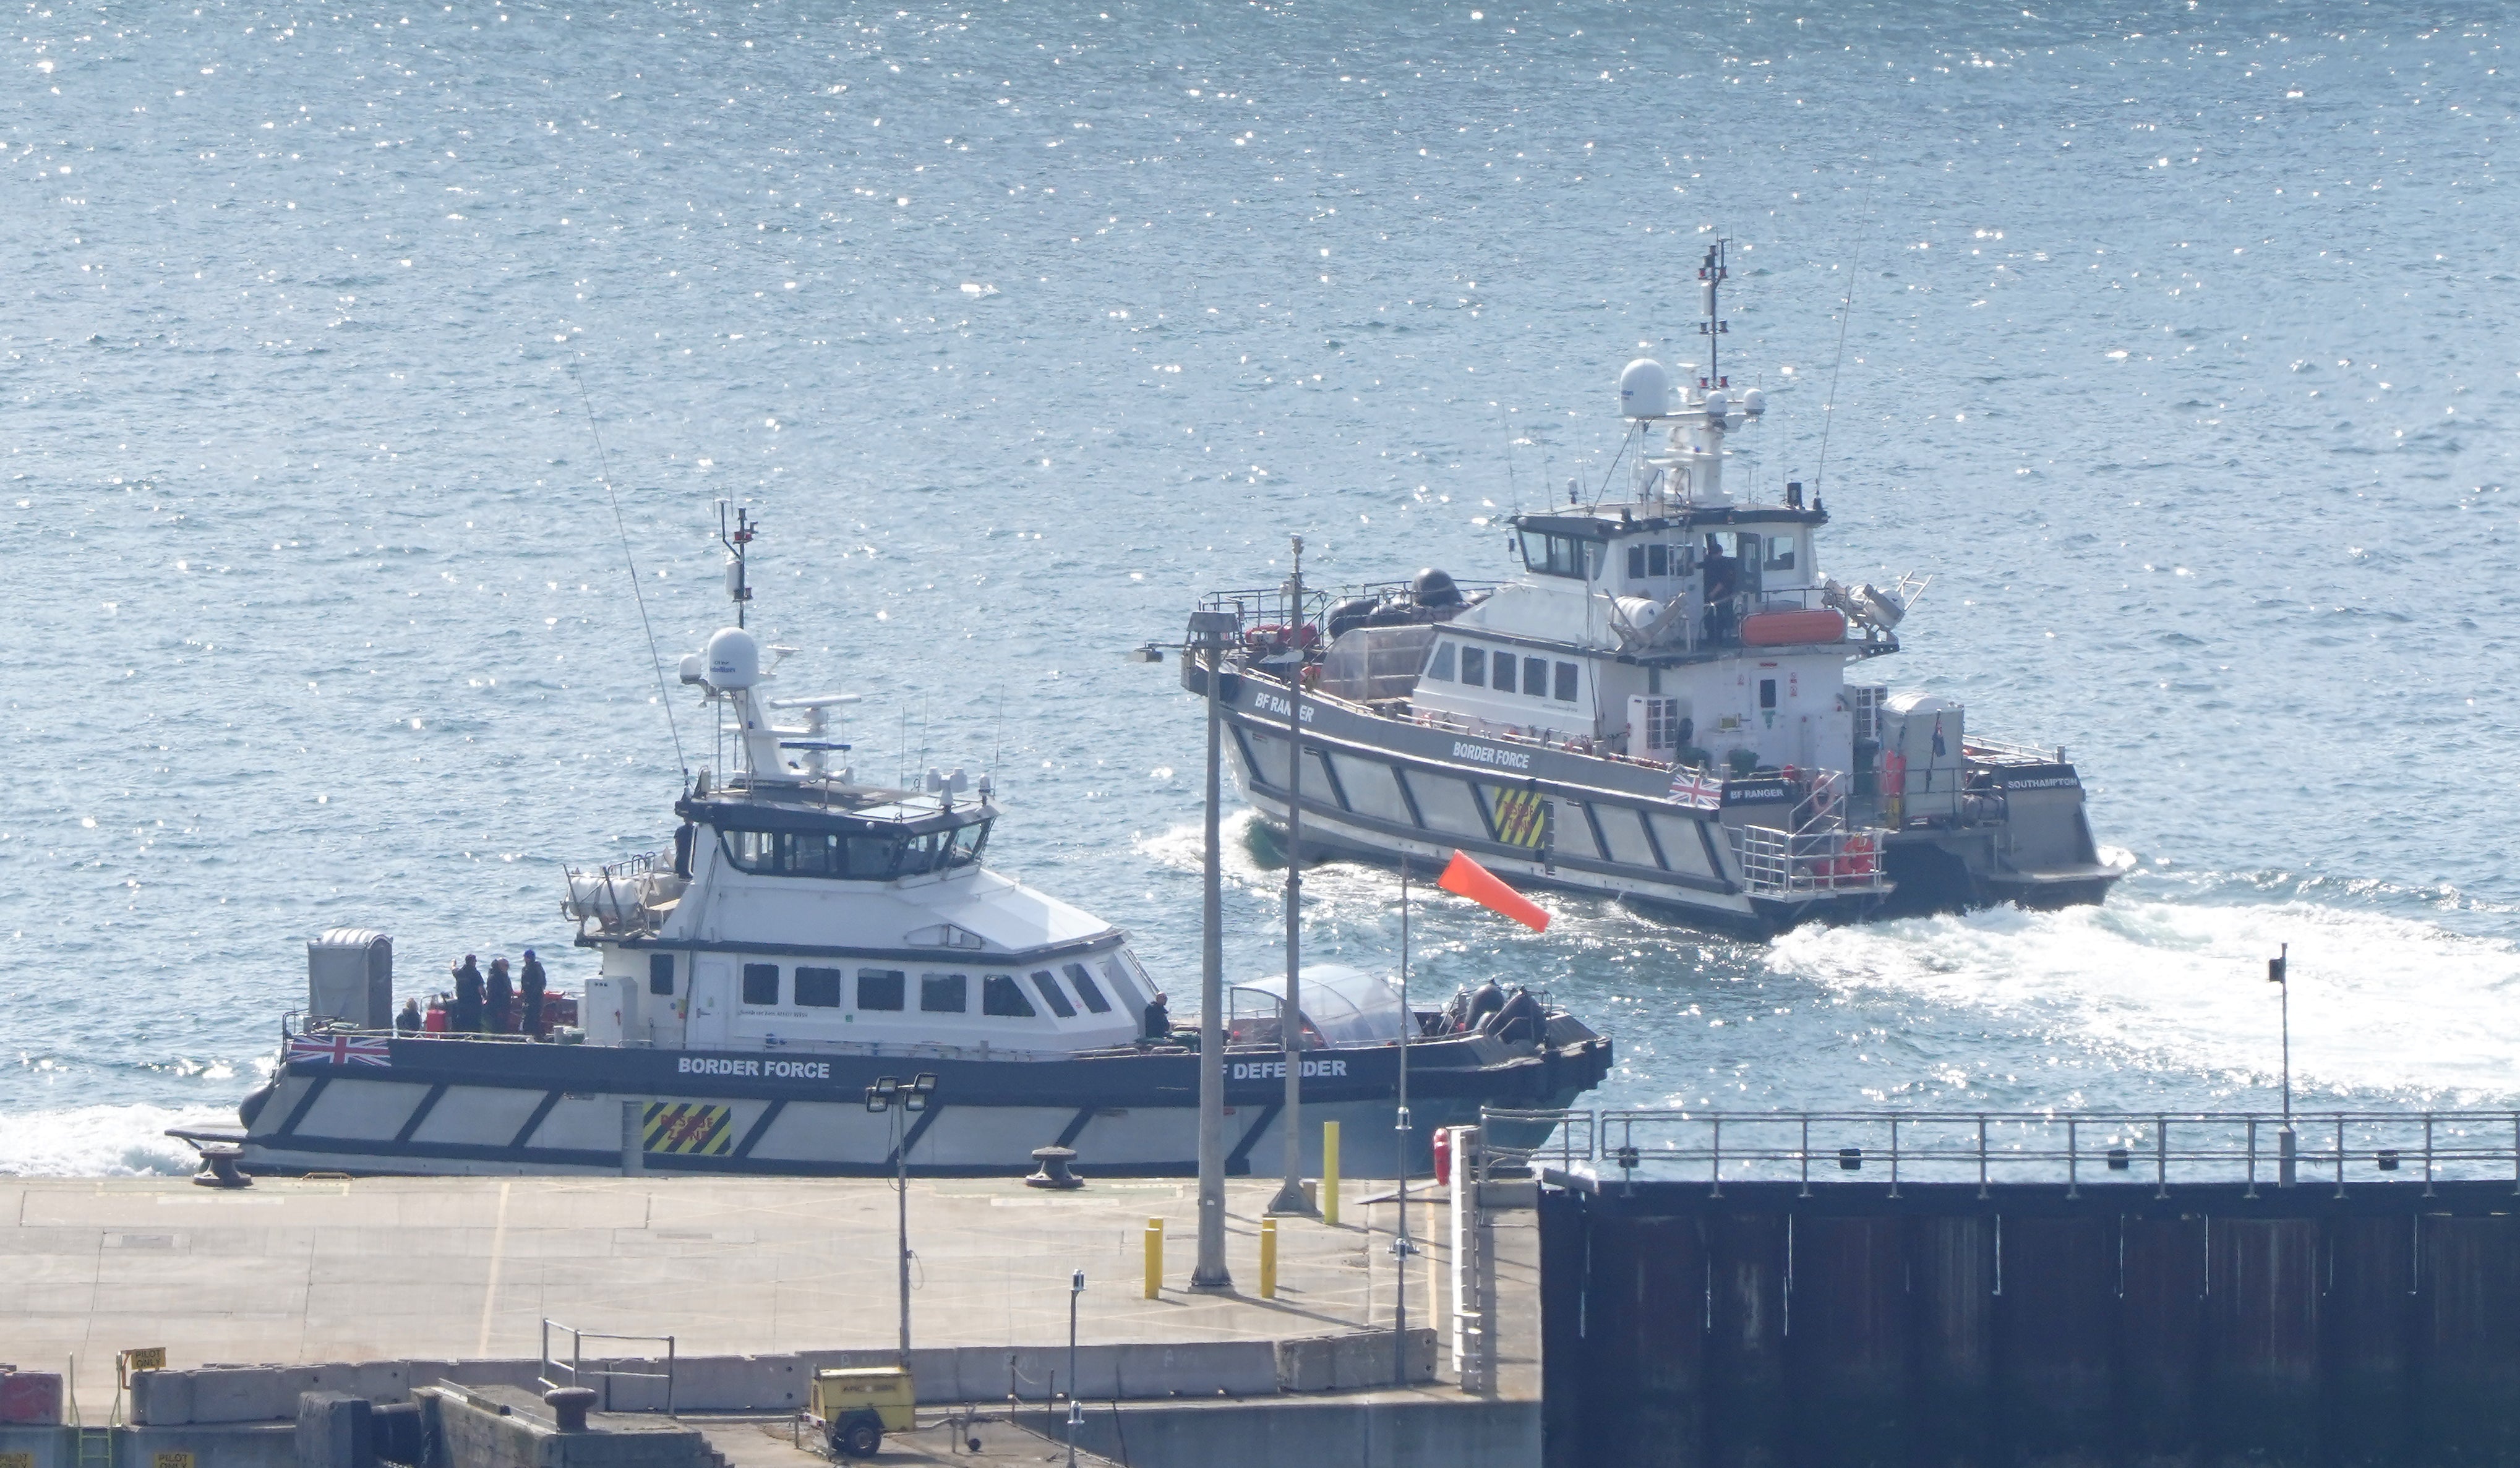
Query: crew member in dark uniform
519 950 548 1039
396 997 423 1035
487 957 515 1034
1142 990 1171 1041
452 955 484 1034
1701 538 1740 644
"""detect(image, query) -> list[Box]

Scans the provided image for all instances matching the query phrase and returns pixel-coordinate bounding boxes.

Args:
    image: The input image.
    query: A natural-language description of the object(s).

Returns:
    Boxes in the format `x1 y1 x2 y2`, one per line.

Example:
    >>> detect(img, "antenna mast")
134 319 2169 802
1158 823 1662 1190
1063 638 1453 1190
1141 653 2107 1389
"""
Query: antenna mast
718 501 756 628
1698 239 1730 390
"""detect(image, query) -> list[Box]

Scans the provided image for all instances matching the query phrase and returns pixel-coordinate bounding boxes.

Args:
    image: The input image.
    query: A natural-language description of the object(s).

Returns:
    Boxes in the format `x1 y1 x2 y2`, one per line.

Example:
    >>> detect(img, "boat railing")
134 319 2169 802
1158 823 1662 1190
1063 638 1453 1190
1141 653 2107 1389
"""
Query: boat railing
1728 823 1888 898
1493 1107 2520 1197
1963 737 2070 767
540 1318 674 1414
563 852 682 937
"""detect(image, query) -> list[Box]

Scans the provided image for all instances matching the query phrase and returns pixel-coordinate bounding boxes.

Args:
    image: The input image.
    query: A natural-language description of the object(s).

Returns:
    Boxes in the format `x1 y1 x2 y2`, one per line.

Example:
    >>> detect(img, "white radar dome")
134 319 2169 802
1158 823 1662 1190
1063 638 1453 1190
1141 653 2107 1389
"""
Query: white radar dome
678 652 706 686
1619 358 1673 419
1739 387 1766 417
705 626 763 690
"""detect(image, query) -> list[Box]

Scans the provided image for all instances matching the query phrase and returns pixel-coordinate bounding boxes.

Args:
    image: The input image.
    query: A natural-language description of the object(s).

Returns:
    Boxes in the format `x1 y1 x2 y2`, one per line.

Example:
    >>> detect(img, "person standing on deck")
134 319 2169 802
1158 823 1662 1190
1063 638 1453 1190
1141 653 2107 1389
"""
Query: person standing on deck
452 956 484 1033
487 957 515 1034
519 950 548 1039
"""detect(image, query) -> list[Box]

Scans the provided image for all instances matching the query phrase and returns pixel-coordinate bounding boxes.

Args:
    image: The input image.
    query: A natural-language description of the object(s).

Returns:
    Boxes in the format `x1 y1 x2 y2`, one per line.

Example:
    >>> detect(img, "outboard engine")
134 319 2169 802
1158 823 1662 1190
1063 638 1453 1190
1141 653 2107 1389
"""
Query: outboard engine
1412 568 1464 610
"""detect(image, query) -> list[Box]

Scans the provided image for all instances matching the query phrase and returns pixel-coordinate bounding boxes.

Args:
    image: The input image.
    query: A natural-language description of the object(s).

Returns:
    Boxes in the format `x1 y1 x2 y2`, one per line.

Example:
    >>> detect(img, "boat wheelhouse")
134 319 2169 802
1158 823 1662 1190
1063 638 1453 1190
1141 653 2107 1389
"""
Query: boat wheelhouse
1179 242 2124 935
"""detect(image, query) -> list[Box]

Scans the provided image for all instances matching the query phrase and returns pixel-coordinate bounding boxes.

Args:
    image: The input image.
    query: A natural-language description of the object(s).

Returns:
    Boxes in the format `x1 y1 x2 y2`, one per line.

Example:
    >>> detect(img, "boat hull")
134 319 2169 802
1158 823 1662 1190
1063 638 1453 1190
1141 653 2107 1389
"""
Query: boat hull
1197 665 2117 933
231 1031 1609 1179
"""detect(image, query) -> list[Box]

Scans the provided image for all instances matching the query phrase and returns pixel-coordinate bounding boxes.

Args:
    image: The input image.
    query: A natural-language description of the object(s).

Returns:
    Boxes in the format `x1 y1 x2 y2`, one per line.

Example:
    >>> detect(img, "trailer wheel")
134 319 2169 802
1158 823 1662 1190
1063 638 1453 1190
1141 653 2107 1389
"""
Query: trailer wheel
832 1415 881 1459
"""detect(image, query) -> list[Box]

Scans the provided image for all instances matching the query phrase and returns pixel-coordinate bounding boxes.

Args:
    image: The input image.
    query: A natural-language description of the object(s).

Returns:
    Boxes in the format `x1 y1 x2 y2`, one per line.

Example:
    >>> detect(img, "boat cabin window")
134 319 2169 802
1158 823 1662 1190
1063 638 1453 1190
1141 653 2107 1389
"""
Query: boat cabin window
920 973 968 1013
741 963 781 1007
982 973 1035 1018
1491 652 1516 694
1459 646 1486 686
1760 678 1778 711
721 820 990 881
1061 962 1113 1014
1425 642 1456 682
1626 543 1689 579
795 967 843 1008
648 954 676 996
1519 530 1590 580
1029 971 1079 1018
1522 656 1547 699
857 968 906 1011
1554 661 1580 702
1765 534 1798 573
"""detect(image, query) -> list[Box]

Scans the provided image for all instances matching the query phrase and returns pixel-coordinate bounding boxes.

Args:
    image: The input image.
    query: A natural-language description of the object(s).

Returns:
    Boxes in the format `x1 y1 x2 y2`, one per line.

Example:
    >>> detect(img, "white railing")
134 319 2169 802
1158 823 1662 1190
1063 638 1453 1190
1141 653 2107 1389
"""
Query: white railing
1484 1107 2520 1198
1727 824 1888 898
540 1319 675 1414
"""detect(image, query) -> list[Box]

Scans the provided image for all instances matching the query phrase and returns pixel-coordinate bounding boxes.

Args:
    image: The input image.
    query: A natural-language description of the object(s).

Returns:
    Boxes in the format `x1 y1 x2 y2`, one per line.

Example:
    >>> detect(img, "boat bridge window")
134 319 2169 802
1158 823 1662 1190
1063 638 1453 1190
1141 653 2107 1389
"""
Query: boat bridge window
648 954 676 996
1030 971 1079 1019
1425 642 1457 682
1460 646 1486 686
1554 662 1580 702
741 963 781 1007
1522 657 1547 699
983 973 1037 1018
1061 963 1113 1014
1627 544 1689 579
857 968 906 1011
1765 535 1798 573
921 973 968 1013
721 821 990 881
1519 530 1591 580
795 967 843 1008
1492 653 1516 694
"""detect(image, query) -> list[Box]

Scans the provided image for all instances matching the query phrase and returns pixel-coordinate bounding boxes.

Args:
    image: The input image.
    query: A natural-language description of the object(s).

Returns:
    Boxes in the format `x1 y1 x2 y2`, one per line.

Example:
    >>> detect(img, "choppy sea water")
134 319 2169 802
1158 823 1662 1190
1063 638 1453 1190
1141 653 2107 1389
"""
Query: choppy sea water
2 1 2513 1175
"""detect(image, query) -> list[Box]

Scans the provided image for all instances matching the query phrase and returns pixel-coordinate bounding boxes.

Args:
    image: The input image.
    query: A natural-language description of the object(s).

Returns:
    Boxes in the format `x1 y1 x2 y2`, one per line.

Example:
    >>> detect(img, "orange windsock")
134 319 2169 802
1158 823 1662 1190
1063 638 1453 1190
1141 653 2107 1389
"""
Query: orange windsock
1437 850 1550 932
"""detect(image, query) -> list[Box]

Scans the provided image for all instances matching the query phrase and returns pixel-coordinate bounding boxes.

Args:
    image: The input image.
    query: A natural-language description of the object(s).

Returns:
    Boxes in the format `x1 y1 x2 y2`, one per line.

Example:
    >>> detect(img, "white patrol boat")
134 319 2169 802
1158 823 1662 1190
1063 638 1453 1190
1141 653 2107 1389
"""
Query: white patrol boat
1179 242 2125 936
201 510 1609 1179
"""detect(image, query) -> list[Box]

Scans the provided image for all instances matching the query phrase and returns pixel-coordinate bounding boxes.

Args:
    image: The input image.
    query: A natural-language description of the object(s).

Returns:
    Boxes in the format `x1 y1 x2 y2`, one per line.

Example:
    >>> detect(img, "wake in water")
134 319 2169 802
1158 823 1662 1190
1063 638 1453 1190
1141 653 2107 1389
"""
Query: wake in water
1770 886 2520 1107
0 1104 240 1177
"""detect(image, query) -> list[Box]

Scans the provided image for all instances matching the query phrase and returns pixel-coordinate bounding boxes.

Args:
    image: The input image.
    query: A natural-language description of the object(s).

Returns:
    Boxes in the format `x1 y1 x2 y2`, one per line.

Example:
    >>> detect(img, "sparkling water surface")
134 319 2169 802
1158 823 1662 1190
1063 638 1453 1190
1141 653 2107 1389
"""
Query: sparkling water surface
4 1 2514 1174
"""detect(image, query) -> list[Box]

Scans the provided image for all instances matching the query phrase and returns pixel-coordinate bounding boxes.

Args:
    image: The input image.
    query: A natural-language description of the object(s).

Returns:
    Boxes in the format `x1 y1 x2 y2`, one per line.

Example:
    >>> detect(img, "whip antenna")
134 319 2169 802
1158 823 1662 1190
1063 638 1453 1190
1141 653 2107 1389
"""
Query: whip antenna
568 363 688 779
1814 169 1877 500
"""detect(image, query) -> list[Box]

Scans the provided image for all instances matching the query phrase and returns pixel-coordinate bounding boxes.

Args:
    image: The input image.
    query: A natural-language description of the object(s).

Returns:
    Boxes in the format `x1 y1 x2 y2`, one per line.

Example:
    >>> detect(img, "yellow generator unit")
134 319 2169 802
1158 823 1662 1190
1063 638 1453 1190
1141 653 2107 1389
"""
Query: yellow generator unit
810 1365 914 1458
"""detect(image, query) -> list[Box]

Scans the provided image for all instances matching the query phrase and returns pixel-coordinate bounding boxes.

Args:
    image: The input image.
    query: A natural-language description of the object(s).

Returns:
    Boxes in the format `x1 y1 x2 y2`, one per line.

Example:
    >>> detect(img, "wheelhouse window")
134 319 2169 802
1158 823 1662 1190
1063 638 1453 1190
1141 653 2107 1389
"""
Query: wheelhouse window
1523 657 1547 699
719 821 990 881
1459 646 1486 686
1030 970 1078 1018
1554 662 1580 702
1491 652 1515 694
1766 534 1798 573
740 963 781 1006
982 973 1036 1018
648 954 676 996
1425 642 1456 681
1519 530 1588 579
857 968 906 1011
1062 963 1113 1014
920 973 968 1013
795 967 843 1008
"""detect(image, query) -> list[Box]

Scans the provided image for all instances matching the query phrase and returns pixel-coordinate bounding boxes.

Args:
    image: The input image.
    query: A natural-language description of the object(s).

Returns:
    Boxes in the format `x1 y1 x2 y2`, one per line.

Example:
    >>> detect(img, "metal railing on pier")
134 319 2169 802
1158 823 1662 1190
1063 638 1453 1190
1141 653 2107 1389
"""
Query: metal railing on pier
539 1320 676 1414
1480 1107 2520 1197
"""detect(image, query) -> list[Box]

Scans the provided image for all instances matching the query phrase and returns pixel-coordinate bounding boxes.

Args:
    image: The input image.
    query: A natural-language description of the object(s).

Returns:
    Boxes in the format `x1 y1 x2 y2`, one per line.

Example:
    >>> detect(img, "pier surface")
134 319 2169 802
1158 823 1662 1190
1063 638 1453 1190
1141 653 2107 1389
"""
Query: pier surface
2 1173 1477 1410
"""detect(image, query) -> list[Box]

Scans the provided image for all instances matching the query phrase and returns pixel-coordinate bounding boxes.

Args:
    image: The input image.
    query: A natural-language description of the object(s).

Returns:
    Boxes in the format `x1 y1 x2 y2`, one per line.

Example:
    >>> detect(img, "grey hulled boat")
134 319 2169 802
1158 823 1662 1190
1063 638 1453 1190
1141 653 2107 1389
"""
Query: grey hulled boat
1178 243 2125 936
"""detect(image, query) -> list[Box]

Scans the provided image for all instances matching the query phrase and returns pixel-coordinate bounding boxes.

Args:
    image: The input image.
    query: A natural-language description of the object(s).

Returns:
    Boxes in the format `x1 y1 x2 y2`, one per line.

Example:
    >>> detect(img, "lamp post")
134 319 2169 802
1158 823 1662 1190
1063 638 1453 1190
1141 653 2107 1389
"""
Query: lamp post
1188 610 1238 1289
2269 945 2295 1187
1392 856 1417 1381
1269 535 1318 1218
864 1073 937 1354
1066 1268 1085 1468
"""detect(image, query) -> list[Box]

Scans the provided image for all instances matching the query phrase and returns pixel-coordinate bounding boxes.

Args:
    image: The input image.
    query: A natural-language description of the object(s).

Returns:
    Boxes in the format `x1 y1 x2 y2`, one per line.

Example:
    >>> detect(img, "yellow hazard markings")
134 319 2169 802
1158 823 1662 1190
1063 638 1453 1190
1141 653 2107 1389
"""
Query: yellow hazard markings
1488 787 1549 848
643 1101 734 1156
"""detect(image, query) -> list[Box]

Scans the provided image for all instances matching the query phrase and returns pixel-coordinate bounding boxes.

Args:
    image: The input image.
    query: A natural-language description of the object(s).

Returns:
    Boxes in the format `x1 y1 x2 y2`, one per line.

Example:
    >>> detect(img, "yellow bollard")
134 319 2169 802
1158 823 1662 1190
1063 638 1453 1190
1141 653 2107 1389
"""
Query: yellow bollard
1259 1216 1278 1299
1142 1217 1164 1299
1321 1120 1340 1226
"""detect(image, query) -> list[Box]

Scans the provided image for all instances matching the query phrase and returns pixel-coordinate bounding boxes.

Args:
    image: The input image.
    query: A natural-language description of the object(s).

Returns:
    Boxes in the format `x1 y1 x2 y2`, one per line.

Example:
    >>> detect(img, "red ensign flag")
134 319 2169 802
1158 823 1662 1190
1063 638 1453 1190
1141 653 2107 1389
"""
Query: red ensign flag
1437 850 1550 932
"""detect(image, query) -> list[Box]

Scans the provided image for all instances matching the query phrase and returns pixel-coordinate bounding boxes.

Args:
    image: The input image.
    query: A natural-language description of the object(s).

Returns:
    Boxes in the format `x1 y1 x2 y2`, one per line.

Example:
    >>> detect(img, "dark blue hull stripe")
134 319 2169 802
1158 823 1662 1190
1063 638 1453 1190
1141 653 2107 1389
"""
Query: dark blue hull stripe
393 1083 447 1144
735 1099 787 1159
1055 1107 1095 1148
1225 1101 1281 1176
277 1073 330 1138
509 1090 564 1150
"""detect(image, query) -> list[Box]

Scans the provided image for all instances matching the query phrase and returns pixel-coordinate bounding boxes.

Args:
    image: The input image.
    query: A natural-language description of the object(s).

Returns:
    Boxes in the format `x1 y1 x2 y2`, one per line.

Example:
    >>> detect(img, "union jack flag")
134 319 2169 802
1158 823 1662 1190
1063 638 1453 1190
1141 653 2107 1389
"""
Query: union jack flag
287 1033 393 1069
1668 766 1724 811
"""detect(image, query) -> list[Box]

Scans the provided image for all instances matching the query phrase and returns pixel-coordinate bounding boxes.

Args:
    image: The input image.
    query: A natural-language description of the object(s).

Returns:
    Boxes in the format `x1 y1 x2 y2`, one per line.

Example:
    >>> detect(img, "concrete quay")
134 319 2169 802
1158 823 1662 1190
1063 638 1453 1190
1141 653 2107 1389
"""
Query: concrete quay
0 1171 1542 1468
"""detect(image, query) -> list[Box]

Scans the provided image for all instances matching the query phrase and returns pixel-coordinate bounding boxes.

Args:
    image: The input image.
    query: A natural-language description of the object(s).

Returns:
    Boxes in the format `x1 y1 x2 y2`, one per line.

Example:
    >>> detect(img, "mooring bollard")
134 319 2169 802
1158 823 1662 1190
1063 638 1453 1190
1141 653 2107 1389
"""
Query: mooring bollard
1322 1120 1341 1226
1259 1216 1278 1299
1142 1217 1164 1299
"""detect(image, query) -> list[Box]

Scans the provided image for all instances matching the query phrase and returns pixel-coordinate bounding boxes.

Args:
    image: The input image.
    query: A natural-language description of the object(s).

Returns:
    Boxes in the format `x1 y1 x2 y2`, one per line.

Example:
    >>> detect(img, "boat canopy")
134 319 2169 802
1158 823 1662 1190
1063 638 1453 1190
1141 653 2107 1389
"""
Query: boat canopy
1226 963 1408 1048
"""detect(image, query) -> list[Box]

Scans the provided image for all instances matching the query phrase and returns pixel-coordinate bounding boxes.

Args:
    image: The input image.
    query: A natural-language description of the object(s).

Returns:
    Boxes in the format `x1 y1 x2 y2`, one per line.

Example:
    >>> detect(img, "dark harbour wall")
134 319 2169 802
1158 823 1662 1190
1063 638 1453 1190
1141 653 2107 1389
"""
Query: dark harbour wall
1538 1180 2520 1468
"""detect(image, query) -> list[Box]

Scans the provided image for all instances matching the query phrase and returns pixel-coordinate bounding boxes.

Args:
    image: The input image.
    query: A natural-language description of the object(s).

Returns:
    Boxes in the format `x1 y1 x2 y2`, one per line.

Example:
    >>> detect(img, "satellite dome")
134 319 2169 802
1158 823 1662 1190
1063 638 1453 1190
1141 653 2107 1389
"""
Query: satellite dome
705 626 762 690
1618 358 1673 420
